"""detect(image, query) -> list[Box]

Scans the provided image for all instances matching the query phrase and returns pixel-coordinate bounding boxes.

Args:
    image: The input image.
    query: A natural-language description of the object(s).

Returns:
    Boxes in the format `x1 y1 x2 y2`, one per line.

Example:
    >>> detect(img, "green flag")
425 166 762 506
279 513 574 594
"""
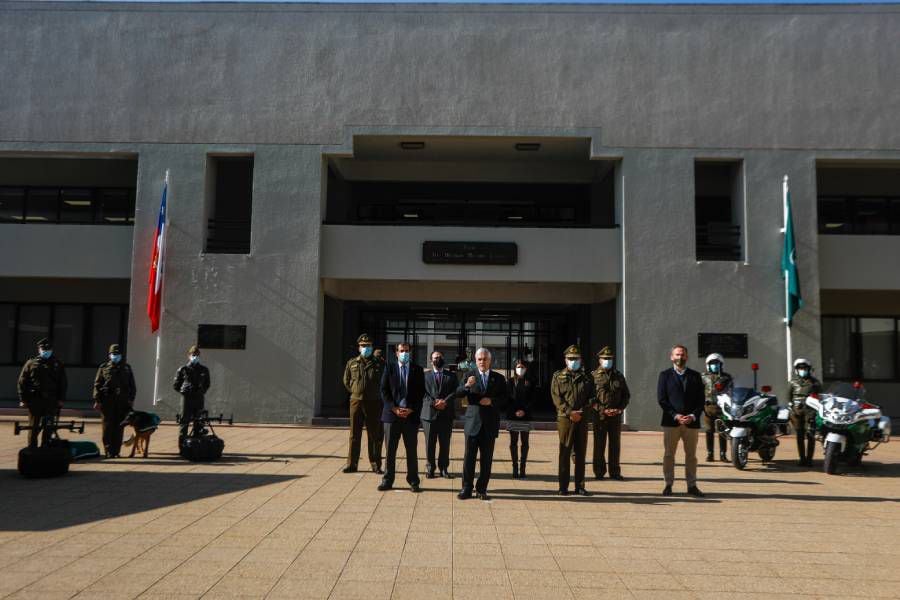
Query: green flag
781 186 803 325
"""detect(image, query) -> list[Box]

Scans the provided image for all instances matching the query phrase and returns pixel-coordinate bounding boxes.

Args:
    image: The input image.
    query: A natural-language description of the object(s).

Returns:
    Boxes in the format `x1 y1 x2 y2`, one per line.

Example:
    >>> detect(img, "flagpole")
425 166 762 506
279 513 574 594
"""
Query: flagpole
782 175 793 380
152 169 169 406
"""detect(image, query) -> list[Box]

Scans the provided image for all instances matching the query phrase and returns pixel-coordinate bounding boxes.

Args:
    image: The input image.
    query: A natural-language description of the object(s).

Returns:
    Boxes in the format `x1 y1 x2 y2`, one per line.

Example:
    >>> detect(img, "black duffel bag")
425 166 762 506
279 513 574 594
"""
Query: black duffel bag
179 434 224 462
18 439 71 478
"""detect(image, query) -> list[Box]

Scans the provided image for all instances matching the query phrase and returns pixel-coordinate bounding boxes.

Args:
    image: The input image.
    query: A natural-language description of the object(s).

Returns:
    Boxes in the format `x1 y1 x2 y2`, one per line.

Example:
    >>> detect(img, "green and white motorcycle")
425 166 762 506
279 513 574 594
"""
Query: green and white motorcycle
805 382 891 475
716 386 790 470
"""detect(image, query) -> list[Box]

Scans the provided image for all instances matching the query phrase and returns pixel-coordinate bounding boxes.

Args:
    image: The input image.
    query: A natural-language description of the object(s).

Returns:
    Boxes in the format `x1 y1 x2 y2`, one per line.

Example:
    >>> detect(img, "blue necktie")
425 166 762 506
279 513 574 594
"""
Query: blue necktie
399 365 408 407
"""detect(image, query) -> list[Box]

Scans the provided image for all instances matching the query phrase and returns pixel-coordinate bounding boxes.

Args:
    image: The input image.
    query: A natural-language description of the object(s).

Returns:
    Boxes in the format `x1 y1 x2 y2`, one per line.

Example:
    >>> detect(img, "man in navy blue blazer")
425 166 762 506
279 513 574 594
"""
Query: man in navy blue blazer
379 341 424 493
657 344 706 497
454 347 507 500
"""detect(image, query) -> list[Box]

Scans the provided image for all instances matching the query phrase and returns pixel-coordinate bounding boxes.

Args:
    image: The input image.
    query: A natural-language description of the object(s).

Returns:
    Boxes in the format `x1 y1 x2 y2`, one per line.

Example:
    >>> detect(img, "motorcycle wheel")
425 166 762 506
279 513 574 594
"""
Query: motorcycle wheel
758 446 776 462
732 439 749 470
824 441 840 475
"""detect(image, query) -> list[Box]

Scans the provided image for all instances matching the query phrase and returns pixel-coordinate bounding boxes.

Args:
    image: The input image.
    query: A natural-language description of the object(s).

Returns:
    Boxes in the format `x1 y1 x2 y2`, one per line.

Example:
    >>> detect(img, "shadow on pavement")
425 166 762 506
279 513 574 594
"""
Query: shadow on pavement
0 469 301 532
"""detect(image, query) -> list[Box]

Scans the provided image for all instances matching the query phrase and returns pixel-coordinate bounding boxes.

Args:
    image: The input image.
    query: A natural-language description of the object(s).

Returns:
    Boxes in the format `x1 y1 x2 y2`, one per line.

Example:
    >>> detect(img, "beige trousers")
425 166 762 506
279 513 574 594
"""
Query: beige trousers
663 425 699 487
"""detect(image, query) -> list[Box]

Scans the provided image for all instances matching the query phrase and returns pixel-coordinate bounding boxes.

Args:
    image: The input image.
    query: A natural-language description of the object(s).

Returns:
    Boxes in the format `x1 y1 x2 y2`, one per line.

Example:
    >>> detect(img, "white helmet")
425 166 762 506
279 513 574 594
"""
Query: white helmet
793 357 812 368
705 353 724 365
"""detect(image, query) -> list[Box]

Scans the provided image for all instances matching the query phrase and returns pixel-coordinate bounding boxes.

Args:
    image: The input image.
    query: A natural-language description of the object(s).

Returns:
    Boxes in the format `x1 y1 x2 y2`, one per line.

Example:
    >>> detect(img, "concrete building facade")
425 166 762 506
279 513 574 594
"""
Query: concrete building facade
1 2 899 428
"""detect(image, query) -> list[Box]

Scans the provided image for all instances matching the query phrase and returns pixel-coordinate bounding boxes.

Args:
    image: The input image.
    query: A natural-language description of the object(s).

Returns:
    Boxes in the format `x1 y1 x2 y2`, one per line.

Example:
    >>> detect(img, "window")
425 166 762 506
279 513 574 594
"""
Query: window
694 161 743 261
0 186 135 225
198 324 247 350
817 165 900 235
0 303 127 366
205 156 253 254
821 316 899 381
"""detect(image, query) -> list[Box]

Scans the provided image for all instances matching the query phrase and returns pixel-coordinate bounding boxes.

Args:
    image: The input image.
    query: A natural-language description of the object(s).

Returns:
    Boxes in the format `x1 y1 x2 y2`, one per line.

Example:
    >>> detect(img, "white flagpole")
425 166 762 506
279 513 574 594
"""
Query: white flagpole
782 175 793 380
152 169 169 406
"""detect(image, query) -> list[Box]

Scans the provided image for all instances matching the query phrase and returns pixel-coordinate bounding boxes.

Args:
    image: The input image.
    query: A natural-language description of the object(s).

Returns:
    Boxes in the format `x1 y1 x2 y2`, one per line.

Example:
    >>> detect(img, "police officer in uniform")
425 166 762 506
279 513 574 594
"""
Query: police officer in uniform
173 345 211 436
92 344 137 458
701 353 733 462
787 357 822 466
551 345 593 496
590 346 630 480
17 338 67 448
342 334 385 474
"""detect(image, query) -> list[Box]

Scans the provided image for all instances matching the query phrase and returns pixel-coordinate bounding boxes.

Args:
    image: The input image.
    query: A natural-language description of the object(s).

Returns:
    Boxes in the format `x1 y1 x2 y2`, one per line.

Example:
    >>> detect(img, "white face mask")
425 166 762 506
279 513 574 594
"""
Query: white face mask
515 367 526 377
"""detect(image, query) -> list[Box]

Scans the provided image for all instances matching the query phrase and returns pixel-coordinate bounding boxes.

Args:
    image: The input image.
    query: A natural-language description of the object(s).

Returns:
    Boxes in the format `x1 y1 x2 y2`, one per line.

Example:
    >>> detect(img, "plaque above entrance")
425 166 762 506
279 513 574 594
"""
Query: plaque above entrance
422 241 518 265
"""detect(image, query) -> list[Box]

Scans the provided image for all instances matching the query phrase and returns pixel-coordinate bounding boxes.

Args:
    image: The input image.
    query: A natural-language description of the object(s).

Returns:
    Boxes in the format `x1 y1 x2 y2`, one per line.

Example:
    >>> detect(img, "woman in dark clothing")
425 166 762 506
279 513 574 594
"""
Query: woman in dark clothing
506 358 534 479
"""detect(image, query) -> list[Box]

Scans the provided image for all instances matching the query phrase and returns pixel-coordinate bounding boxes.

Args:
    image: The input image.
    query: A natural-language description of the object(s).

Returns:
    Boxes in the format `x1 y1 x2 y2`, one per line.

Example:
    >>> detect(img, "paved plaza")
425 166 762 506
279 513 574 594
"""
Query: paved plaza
1 420 898 600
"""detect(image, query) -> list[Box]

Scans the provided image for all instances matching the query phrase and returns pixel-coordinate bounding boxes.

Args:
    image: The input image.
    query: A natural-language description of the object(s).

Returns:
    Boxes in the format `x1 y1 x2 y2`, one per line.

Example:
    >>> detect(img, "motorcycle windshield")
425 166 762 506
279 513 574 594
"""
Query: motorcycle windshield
826 382 865 402
731 388 755 406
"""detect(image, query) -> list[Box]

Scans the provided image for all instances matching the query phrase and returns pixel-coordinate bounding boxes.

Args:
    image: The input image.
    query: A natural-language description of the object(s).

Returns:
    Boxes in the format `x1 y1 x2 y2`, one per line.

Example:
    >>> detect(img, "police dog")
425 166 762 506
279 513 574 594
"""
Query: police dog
121 411 160 458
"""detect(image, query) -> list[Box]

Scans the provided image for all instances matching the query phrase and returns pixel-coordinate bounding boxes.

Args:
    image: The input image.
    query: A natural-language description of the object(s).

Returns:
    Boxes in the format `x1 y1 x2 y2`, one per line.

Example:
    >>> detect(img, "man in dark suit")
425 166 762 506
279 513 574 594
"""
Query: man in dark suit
454 347 506 500
379 342 424 493
657 344 706 497
422 350 456 479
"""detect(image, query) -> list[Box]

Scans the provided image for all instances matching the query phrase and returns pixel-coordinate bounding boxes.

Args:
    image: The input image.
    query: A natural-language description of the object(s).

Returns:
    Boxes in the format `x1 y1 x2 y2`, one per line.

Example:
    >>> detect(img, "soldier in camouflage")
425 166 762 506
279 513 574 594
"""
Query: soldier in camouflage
701 353 733 462
93 343 137 458
17 338 67 448
787 357 823 466
552 344 594 496
342 334 385 474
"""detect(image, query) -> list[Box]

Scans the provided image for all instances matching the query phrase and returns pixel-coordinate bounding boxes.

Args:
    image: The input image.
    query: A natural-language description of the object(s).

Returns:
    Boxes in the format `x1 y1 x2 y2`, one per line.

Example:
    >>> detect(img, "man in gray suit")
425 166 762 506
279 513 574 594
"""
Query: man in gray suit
422 350 456 479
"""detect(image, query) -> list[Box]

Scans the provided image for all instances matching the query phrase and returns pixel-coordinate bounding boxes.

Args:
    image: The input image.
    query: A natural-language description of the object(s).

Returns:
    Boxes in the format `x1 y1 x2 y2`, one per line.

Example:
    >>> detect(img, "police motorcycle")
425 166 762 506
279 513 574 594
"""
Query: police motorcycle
716 364 790 470
804 381 891 475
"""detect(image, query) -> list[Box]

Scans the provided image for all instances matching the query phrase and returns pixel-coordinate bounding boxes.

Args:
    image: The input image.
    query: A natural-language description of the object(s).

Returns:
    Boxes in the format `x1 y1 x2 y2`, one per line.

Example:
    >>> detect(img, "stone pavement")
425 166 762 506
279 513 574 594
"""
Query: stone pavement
1 420 899 600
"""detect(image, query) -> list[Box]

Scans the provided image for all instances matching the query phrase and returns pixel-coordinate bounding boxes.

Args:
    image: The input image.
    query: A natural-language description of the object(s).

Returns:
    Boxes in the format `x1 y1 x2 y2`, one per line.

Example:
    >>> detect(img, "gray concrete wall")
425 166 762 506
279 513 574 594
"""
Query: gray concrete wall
819 236 900 290
0 225 133 278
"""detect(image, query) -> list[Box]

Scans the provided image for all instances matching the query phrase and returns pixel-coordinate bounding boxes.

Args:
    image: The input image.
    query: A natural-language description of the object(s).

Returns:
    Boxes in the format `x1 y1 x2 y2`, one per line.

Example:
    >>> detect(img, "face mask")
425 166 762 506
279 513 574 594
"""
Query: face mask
566 359 581 371
708 363 720 373
798 369 809 378
515 367 526 377
601 359 613 370
397 352 410 364
189 355 200 365
432 358 444 368
39 349 52 359
359 346 373 358
110 353 122 364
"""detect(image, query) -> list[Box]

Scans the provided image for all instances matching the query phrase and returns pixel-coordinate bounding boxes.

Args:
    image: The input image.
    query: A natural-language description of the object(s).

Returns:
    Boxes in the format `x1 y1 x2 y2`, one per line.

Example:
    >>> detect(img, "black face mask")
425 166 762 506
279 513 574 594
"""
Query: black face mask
432 358 445 368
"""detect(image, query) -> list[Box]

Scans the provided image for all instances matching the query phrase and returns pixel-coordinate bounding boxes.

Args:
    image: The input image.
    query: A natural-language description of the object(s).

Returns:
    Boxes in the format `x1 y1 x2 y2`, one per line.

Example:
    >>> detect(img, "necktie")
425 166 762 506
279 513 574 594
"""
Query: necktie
435 371 441 389
399 365 408 407
481 372 488 389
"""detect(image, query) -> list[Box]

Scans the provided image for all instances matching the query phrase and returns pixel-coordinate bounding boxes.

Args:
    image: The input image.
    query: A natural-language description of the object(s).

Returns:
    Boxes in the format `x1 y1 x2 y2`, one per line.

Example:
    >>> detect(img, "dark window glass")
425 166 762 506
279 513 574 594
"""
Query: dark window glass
854 198 889 234
52 305 84 365
890 199 900 235
859 318 896 380
818 197 851 234
90 306 123 365
206 156 253 254
25 188 58 222
0 304 14 364
821 317 855 379
695 162 742 261
0 187 26 222
16 305 51 362
198 324 247 350
98 189 135 224
59 188 95 223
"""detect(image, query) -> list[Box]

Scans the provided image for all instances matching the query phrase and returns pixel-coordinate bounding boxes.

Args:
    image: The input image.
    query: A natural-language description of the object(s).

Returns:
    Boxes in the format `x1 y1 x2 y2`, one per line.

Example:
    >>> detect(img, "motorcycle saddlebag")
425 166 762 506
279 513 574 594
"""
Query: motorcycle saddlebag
18 443 71 478
179 434 225 462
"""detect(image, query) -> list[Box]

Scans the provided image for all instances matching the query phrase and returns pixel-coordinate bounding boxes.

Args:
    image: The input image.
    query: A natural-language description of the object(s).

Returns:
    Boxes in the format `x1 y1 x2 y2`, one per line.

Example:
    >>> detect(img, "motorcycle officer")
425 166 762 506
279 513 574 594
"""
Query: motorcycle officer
701 353 733 462
787 358 823 466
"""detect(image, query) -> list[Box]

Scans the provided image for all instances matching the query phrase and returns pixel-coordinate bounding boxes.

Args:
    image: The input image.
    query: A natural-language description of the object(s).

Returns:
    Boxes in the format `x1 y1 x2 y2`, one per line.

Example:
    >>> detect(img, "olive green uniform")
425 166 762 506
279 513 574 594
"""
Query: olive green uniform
701 371 733 460
93 360 137 457
787 375 822 465
551 367 594 492
590 367 630 478
343 355 384 471
17 355 67 448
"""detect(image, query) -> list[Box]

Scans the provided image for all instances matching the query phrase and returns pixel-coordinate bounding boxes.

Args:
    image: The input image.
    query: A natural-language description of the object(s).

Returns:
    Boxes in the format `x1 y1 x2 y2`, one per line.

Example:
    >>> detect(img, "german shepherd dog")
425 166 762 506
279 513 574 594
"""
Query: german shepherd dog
121 411 160 458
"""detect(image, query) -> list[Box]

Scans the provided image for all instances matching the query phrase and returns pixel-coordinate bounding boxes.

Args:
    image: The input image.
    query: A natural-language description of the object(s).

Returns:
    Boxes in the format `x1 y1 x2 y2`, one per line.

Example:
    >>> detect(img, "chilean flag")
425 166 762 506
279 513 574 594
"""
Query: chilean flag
147 173 168 333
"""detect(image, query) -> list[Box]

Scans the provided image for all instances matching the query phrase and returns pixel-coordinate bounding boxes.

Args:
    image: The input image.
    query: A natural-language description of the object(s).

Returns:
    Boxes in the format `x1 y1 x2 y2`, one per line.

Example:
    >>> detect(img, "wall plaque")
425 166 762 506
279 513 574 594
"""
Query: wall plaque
698 333 748 359
422 241 518 265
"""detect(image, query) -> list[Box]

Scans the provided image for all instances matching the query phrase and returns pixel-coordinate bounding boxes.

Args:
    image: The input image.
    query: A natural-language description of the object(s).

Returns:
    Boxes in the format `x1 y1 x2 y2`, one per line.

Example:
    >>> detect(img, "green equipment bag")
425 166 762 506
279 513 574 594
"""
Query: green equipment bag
69 440 101 460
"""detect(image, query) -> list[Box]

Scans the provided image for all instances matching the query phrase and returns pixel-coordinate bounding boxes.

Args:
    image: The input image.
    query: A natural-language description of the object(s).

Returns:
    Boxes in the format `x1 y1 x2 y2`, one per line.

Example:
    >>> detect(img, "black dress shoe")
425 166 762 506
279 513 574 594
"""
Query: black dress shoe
574 487 591 497
440 469 453 479
476 491 490 501
377 482 392 491
457 489 473 500
342 465 358 474
594 474 605 480
662 485 673 496
558 489 569 496
719 452 728 462
610 474 625 481
706 453 715 462
687 486 705 498
410 483 422 493
371 463 384 474
425 469 436 479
